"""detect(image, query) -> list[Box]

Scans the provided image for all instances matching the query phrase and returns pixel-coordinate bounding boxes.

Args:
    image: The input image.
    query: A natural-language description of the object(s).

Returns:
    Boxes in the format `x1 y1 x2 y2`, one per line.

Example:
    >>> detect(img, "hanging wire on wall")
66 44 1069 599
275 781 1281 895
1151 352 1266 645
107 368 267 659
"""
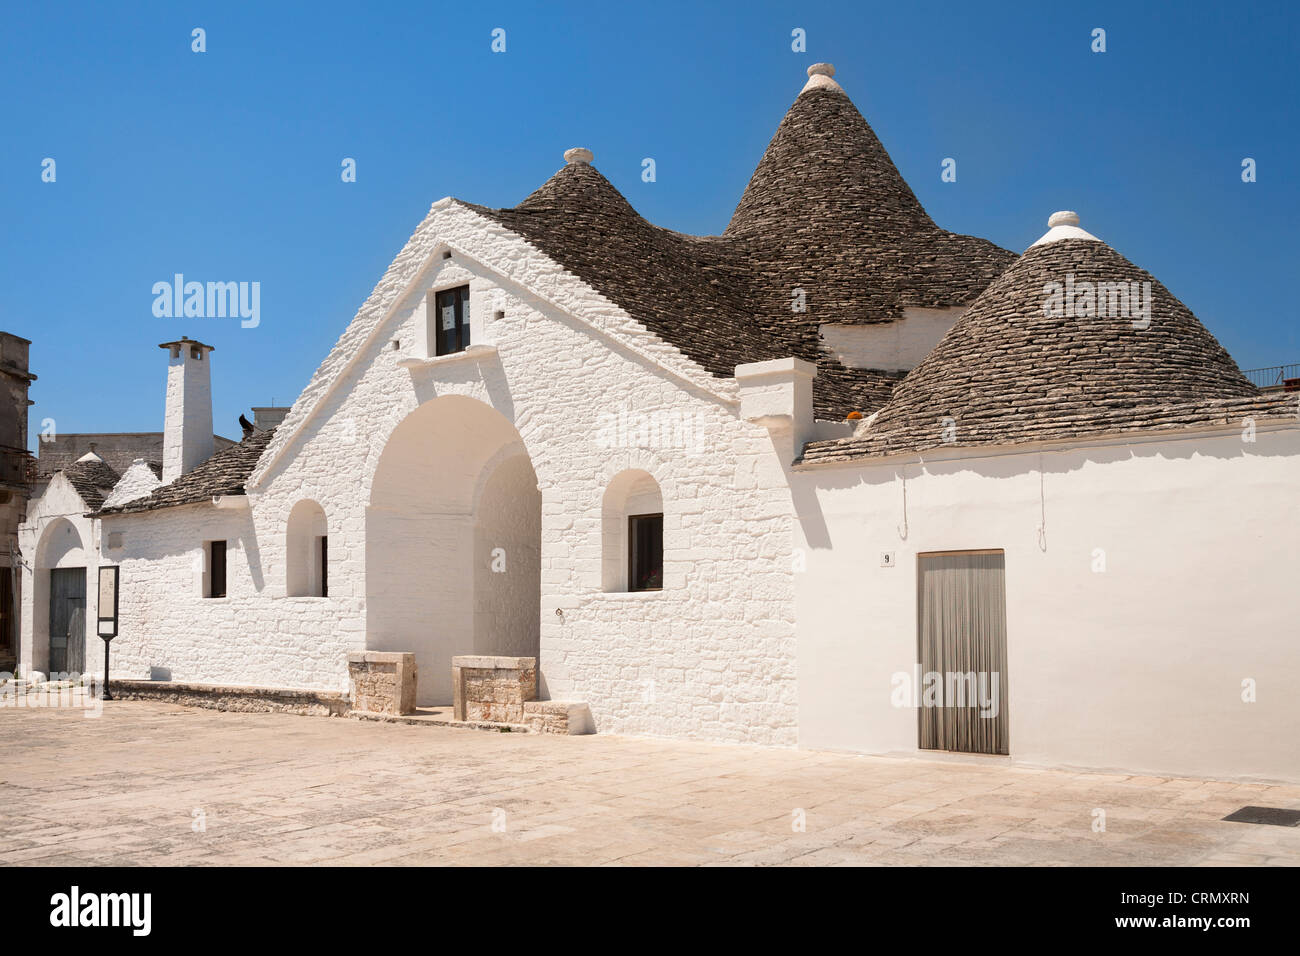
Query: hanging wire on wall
1036 453 1048 552
897 464 909 540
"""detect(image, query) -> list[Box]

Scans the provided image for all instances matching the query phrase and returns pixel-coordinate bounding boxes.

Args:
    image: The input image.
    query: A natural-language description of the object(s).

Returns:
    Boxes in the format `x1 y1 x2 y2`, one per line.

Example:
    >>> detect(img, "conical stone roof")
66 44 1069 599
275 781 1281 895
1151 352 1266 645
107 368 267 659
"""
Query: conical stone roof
461 65 1017 420
61 456 121 511
727 66 1017 346
726 73 935 240
801 216 1289 463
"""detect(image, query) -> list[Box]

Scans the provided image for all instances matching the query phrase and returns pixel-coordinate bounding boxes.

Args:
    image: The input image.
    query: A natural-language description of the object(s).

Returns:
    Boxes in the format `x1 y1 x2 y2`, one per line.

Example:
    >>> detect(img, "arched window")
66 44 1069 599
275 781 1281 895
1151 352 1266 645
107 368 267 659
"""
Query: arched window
601 470 663 592
286 500 328 597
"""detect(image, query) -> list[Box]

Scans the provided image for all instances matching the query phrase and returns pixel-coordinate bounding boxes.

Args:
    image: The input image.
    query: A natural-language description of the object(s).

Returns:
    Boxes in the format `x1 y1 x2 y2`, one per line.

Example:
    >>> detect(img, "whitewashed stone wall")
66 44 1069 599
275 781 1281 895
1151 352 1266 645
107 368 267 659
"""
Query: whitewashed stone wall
792 424 1300 782
105 201 801 746
100 502 359 689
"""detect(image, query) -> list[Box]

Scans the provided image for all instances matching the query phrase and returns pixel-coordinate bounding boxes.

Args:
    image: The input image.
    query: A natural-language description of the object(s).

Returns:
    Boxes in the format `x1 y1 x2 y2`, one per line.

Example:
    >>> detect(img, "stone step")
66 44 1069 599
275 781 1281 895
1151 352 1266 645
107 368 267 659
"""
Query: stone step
107 679 350 717
351 708 530 733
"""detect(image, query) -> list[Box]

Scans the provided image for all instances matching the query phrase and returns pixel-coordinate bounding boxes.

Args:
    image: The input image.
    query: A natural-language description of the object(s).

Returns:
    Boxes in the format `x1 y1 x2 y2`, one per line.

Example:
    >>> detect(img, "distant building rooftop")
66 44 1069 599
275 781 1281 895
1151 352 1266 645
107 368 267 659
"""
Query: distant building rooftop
35 432 237 479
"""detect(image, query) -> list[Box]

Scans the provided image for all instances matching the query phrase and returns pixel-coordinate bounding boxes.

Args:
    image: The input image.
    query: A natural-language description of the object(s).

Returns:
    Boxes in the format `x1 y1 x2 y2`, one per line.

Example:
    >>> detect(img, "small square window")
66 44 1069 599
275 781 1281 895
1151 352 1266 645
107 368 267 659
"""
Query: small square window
628 514 663 591
430 285 470 356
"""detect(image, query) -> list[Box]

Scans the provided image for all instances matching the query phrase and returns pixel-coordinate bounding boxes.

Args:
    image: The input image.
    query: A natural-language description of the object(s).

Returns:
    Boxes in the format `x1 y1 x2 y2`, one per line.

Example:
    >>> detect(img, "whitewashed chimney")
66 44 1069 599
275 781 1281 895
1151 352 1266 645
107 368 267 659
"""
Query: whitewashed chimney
735 357 818 450
159 336 215 482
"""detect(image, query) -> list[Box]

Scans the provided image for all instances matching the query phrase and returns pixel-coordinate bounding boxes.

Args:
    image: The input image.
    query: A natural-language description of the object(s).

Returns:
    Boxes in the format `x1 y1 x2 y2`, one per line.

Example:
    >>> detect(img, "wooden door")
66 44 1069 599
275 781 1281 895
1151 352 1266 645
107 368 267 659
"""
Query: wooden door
48 567 87 676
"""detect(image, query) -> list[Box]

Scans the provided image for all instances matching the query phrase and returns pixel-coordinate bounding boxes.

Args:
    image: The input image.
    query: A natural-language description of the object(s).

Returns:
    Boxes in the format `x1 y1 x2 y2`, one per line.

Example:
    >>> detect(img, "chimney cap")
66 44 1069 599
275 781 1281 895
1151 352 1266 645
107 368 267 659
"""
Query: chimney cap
807 63 835 78
563 147 594 165
158 337 215 352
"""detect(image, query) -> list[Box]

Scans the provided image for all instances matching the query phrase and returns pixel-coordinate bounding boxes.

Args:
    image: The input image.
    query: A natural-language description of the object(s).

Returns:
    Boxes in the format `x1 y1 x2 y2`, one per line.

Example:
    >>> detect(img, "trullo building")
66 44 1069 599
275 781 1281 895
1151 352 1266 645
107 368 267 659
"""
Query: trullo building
15 64 1299 783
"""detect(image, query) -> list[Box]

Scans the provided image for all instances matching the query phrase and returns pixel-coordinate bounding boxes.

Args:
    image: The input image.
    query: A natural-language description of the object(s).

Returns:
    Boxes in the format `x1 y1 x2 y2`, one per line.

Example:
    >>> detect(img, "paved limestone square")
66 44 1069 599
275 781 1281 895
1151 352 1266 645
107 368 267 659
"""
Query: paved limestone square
2 701 1298 867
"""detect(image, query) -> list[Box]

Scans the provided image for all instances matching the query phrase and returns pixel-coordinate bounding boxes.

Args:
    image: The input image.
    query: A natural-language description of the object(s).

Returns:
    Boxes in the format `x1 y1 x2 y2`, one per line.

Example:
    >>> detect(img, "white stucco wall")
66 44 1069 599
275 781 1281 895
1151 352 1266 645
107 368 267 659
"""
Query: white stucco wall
792 424 1300 782
103 202 800 745
819 306 965 372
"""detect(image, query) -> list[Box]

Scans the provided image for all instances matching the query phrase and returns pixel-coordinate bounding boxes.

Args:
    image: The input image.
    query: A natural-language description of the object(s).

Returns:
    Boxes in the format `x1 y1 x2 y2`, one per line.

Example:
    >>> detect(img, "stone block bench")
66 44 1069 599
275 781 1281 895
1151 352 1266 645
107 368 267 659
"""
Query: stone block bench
347 651 417 716
452 655 592 734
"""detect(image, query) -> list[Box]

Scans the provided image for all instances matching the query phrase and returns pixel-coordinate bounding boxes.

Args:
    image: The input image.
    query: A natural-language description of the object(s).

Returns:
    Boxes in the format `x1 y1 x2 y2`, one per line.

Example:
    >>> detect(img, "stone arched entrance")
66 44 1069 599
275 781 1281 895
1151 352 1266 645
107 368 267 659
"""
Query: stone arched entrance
33 517 88 677
366 396 541 706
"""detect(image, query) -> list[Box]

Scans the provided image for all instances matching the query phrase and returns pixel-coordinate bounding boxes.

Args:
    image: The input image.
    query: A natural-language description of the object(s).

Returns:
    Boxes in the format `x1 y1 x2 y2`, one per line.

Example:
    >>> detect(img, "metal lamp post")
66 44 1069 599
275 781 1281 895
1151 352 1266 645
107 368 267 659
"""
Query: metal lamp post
96 566 119 701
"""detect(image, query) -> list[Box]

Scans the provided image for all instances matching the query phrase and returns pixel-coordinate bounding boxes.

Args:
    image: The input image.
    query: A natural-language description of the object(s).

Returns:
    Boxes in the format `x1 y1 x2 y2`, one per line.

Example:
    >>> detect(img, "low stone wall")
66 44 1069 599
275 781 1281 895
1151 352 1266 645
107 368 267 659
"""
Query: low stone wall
523 700 595 736
348 651 417 716
108 680 350 717
452 655 536 723
104 659 590 735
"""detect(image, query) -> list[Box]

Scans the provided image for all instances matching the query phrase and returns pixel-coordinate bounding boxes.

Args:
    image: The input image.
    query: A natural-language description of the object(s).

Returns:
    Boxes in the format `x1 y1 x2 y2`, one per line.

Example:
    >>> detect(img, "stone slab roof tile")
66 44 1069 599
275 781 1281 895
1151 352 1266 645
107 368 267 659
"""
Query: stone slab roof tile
97 429 275 515
62 459 121 511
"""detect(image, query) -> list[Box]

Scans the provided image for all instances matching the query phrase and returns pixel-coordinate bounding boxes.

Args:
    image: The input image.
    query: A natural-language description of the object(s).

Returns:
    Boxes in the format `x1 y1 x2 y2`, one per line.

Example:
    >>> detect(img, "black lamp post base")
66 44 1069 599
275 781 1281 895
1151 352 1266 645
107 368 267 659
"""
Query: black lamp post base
101 638 113 701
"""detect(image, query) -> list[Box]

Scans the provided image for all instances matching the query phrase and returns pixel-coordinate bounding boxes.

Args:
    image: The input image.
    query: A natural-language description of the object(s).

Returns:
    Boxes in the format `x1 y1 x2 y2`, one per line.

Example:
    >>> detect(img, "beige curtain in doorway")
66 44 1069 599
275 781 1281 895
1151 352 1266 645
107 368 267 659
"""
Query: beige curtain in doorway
917 552 1009 755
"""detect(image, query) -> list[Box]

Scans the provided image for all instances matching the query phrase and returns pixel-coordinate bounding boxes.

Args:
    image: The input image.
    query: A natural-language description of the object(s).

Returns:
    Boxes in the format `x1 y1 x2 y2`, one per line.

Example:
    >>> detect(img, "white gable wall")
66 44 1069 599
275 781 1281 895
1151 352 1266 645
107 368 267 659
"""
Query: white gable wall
792 425 1300 782
105 208 799 745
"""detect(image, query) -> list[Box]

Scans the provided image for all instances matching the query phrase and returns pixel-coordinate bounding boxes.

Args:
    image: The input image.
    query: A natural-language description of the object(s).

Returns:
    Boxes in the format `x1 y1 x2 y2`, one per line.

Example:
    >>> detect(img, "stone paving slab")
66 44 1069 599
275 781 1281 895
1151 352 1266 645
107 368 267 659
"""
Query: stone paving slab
1 701 1298 866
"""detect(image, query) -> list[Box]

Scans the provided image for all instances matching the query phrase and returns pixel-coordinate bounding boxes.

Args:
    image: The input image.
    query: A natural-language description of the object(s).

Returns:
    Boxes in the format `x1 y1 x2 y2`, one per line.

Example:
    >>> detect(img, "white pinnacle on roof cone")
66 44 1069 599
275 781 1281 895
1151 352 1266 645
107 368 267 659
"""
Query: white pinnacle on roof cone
563 147 593 165
802 63 842 93
1030 210 1101 248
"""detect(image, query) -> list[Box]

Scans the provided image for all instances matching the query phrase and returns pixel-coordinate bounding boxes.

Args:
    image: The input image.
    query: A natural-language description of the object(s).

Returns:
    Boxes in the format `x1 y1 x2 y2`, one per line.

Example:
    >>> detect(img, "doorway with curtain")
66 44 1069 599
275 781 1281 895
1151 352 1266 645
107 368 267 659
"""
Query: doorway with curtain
917 551 1009 755
48 567 86 676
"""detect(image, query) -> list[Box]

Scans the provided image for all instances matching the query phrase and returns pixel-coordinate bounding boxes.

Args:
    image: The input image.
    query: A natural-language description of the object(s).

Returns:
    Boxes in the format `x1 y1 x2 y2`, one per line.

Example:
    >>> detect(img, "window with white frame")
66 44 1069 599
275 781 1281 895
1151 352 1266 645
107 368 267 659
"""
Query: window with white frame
601 470 663 592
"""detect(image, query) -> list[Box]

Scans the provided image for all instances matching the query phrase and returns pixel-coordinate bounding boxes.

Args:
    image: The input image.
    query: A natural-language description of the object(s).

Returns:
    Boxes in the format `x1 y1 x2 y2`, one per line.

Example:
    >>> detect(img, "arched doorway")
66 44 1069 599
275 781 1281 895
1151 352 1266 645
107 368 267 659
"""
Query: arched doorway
34 518 87 677
366 396 541 706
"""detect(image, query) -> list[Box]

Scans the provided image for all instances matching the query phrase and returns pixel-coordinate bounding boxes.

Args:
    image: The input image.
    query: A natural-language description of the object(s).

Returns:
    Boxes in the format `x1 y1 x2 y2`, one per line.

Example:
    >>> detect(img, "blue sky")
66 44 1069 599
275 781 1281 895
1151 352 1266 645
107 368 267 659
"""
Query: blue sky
3 0 1296 445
